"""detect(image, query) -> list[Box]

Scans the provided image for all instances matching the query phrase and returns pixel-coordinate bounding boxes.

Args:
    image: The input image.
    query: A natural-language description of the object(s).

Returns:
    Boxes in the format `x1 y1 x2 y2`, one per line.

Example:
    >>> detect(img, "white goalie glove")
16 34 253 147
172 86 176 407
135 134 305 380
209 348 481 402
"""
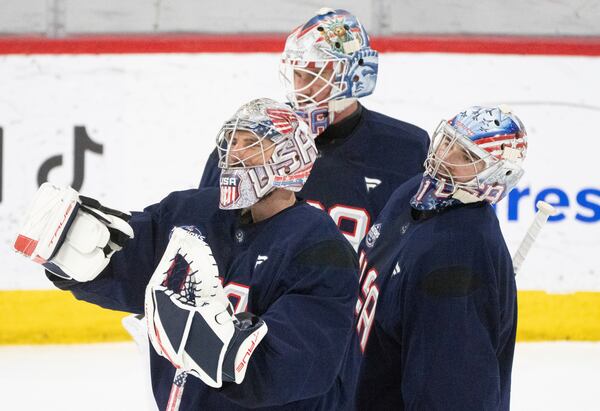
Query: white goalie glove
13 182 134 282
145 227 268 388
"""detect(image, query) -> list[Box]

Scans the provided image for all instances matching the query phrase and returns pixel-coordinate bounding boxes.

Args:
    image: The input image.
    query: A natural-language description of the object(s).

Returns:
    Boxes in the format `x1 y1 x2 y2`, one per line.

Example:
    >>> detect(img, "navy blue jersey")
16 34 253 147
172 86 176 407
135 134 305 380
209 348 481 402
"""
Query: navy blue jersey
49 188 359 410
348 175 517 410
200 106 429 250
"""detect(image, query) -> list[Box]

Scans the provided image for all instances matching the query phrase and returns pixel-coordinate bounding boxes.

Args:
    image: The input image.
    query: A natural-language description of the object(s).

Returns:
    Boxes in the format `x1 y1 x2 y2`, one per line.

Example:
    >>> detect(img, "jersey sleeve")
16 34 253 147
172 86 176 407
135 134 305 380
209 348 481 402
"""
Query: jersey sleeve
396 233 514 410
217 239 359 408
199 148 220 188
47 192 183 314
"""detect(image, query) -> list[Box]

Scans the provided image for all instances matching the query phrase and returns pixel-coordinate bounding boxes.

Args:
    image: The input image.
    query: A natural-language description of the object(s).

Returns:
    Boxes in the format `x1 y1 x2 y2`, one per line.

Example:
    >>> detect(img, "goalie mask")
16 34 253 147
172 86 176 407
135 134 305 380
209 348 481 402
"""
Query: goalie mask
216 98 318 210
280 8 378 135
411 105 528 211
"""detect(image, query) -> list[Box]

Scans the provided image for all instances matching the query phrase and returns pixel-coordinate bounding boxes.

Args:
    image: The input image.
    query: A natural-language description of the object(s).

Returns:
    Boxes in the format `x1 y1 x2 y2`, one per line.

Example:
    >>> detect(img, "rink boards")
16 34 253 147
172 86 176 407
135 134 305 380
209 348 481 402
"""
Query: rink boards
0 42 598 343
1 290 600 344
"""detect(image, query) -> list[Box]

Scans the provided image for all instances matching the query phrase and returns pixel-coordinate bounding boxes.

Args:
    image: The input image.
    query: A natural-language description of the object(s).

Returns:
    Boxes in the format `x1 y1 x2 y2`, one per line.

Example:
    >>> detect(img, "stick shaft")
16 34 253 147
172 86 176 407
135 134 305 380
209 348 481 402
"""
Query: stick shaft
166 370 187 411
512 201 556 274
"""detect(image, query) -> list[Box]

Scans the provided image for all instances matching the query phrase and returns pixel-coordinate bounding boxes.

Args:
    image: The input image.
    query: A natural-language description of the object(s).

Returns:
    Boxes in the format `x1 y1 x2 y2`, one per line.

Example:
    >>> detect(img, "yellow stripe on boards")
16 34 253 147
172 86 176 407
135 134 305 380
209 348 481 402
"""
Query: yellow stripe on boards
0 290 599 344
0 290 130 344
516 290 600 342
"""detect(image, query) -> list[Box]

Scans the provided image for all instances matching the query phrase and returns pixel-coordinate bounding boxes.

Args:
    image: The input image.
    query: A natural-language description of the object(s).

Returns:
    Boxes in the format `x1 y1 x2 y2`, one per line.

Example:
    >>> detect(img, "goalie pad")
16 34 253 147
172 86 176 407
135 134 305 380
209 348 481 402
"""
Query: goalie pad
13 183 134 282
145 227 267 388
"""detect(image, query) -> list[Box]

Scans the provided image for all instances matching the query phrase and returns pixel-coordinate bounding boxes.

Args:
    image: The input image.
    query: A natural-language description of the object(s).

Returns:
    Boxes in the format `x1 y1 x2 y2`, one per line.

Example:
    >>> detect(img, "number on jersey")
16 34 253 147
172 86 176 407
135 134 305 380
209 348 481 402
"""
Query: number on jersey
355 250 379 352
307 201 370 250
222 281 250 313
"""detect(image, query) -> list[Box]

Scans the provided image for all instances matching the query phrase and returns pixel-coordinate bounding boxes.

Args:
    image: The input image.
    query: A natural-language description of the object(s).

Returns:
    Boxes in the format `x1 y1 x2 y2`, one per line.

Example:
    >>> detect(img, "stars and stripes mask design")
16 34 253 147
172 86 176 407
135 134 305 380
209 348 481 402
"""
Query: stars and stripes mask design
216 98 318 210
219 174 241 209
413 106 527 209
279 8 378 136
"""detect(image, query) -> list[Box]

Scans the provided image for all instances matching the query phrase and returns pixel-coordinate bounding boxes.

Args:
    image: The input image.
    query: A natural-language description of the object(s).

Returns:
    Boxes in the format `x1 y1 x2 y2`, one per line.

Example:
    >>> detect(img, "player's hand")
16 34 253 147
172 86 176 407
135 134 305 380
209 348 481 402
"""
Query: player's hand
145 227 267 388
13 183 134 282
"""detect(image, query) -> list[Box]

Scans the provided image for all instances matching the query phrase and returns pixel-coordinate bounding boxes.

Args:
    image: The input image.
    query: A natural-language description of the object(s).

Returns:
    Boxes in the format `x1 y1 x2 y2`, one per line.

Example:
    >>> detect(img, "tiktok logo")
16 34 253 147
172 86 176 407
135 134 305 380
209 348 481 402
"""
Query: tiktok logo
37 126 103 191
0 125 103 204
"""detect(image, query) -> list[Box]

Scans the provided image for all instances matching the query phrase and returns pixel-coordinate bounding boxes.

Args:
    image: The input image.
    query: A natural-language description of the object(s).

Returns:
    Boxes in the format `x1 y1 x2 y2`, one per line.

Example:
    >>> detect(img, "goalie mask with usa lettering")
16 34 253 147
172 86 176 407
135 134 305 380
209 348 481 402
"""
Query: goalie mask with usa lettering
216 98 318 210
411 105 528 211
279 8 378 135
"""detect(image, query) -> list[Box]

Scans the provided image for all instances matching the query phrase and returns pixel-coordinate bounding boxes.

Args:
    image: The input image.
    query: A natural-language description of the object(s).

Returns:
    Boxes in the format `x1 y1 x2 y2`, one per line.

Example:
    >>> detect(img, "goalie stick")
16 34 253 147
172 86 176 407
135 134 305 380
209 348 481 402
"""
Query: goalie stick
512 200 557 274
166 370 188 411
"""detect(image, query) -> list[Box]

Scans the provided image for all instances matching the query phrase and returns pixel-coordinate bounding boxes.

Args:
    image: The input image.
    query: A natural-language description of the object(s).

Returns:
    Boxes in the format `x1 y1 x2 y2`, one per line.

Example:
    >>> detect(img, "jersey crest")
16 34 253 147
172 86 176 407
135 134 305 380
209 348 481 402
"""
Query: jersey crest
365 223 381 248
219 174 241 208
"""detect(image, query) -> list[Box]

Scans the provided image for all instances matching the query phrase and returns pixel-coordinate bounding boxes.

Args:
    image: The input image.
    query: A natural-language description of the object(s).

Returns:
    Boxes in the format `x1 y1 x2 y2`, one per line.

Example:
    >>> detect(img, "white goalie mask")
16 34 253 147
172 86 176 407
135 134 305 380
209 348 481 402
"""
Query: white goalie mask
216 98 318 210
279 8 378 135
412 105 528 210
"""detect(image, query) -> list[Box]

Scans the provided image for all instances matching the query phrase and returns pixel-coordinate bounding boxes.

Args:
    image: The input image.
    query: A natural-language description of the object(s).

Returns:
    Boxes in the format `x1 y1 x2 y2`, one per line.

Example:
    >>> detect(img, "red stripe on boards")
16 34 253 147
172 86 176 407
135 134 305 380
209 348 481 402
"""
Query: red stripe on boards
0 34 600 56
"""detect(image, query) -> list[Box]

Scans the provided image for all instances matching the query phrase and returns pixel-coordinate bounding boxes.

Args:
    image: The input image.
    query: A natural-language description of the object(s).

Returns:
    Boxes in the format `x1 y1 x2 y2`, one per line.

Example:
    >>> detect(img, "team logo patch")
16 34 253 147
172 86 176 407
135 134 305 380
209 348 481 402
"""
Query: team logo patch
235 229 245 243
220 175 240 208
365 223 381 248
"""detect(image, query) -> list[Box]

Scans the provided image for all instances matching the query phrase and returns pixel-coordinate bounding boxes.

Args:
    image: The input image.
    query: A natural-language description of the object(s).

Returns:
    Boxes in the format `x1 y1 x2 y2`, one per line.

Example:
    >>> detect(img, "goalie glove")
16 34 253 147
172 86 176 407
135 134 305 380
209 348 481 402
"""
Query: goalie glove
13 182 134 282
145 227 268 388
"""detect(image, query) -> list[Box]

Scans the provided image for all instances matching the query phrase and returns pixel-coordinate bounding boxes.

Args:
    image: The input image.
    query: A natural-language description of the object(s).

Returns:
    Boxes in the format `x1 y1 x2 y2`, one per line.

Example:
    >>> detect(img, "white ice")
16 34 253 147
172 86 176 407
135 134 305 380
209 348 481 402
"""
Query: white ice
0 342 598 410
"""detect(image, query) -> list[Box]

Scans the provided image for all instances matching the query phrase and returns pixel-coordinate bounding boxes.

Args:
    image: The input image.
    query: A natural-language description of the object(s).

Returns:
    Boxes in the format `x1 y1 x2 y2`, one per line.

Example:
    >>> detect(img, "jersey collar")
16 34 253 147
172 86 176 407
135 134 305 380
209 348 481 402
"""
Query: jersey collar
316 103 364 148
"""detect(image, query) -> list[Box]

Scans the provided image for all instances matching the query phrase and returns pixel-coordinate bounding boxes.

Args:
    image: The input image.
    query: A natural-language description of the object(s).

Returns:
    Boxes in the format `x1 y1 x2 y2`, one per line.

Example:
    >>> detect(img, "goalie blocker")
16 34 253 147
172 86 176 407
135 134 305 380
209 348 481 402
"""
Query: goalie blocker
13 183 134 282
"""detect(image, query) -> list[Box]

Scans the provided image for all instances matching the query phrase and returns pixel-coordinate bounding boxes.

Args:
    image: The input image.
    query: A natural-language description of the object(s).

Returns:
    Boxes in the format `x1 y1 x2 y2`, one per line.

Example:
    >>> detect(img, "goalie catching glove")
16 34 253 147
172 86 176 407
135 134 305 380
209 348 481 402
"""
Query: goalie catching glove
145 227 268 388
13 183 134 282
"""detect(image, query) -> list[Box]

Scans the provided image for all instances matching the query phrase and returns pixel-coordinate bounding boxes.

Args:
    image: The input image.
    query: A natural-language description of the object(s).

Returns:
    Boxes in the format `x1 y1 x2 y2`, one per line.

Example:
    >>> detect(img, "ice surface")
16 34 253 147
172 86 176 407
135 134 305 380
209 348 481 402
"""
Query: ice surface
0 342 598 410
